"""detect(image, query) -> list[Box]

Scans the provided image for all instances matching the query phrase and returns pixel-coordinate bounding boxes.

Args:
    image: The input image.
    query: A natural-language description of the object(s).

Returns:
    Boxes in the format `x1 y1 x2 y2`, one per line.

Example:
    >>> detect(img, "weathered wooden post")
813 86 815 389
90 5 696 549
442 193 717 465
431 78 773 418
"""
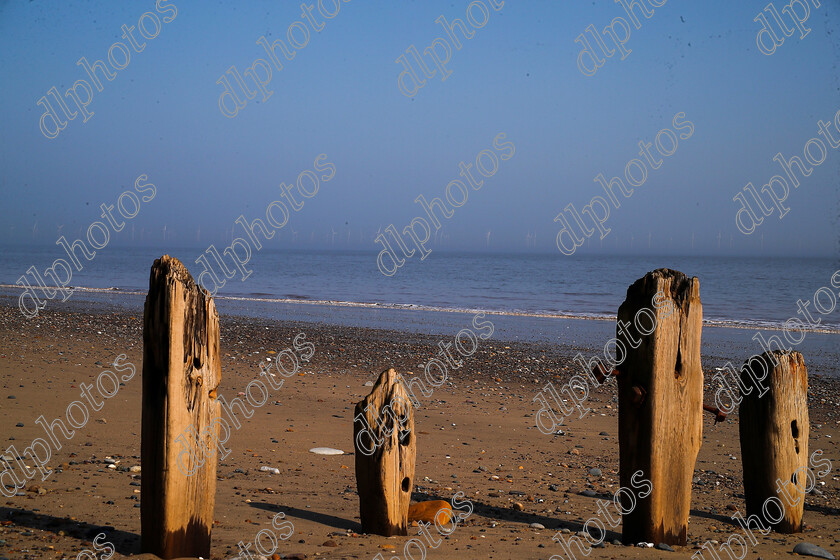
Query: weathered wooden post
617 269 703 546
739 350 809 533
141 256 222 559
354 368 416 536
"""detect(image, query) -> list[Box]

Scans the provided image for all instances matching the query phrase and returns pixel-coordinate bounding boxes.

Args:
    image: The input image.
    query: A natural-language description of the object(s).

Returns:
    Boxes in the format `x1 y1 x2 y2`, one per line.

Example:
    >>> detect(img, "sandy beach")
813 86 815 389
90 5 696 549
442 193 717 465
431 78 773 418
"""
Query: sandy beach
3 0 839 558
0 298 837 560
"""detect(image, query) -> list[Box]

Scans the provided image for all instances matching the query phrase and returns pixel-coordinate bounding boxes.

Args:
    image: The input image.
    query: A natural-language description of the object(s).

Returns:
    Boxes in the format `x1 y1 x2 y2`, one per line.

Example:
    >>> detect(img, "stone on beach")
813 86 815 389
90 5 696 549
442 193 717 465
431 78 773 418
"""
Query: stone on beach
793 543 835 559
407 500 453 525
309 447 344 455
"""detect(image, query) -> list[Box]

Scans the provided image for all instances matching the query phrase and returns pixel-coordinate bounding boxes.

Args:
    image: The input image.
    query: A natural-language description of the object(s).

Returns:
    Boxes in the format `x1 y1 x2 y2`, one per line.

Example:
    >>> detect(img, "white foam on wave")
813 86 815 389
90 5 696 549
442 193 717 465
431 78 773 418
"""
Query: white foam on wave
2 283 839 334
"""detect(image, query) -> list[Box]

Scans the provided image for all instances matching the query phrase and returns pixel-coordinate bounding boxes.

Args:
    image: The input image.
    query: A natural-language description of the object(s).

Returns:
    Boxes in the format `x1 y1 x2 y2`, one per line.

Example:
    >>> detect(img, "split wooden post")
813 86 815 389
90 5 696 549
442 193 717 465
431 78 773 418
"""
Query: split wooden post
354 368 416 536
141 256 222 559
617 269 703 546
739 350 809 533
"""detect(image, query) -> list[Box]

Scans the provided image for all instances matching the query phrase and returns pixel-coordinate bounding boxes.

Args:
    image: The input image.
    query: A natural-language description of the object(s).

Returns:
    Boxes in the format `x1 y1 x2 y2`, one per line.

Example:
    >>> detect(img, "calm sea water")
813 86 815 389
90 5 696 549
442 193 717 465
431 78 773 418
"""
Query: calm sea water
1 245 838 332
3 245 839 375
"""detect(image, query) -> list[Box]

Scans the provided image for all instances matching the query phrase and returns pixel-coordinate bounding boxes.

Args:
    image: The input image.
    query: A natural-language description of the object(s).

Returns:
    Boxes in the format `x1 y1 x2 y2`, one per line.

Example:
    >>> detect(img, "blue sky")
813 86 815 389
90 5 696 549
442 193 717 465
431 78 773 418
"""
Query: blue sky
0 0 838 256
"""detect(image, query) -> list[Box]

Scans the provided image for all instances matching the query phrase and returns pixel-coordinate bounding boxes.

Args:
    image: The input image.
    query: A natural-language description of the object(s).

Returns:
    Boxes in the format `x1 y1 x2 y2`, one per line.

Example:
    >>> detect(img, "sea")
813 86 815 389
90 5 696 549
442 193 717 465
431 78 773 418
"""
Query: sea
1 246 839 375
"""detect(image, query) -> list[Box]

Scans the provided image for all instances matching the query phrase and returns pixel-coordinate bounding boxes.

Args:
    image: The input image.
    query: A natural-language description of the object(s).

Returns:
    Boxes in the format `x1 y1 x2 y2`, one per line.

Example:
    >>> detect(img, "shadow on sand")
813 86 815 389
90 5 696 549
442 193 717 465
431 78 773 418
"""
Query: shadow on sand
0 507 141 555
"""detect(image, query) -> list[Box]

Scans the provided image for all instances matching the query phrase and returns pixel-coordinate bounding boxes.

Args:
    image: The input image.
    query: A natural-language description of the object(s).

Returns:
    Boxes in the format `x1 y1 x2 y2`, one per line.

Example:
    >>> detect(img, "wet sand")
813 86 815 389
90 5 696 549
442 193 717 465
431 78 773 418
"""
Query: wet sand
0 301 838 560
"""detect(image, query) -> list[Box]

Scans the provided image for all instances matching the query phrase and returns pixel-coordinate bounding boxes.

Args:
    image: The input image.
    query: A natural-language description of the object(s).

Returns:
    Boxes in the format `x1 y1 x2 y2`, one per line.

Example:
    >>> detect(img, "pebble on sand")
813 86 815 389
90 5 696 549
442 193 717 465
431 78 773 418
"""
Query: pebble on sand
309 447 344 455
793 543 835 560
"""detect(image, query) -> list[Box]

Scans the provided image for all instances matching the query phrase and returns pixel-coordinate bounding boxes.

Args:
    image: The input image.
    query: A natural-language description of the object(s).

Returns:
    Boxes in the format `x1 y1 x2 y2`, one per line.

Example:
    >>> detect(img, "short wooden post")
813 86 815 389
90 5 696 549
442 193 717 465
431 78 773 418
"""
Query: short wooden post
354 369 416 536
617 269 703 546
739 350 809 533
141 256 222 559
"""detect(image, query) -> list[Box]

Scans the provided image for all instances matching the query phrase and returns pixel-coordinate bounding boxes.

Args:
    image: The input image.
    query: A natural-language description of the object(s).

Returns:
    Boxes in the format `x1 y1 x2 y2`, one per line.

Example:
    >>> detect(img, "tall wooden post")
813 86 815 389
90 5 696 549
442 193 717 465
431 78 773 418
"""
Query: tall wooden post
354 369 416 536
739 350 809 533
141 256 222 559
617 269 703 546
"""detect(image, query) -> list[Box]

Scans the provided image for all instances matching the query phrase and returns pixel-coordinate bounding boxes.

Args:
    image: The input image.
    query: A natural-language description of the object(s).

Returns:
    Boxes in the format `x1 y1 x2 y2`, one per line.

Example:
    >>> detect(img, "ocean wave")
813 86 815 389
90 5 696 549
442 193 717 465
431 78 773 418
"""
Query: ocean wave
1 283 839 334
0 284 147 296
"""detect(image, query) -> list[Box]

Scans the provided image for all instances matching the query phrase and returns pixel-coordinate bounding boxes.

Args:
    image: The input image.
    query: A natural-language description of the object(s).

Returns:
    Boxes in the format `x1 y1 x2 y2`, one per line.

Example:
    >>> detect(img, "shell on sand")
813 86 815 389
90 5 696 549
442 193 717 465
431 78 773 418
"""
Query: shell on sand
309 447 344 455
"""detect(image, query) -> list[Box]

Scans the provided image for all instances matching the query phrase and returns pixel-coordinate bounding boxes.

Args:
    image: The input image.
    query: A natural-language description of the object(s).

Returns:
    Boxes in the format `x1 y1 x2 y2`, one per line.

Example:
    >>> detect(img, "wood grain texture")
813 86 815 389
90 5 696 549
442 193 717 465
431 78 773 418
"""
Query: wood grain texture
354 368 416 536
141 255 222 559
617 269 703 546
739 350 809 533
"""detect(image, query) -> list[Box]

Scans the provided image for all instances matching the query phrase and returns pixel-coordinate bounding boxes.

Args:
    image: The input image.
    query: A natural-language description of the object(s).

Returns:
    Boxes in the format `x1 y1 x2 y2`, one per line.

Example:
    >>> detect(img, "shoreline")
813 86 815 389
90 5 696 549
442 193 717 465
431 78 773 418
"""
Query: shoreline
3 291 840 380
2 299 838 418
3 283 840 335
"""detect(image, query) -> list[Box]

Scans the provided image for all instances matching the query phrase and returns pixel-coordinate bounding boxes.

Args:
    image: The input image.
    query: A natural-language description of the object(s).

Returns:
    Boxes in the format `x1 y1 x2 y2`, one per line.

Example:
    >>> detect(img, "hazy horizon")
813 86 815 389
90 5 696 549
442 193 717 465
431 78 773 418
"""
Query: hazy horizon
2 238 836 260
2 1 839 258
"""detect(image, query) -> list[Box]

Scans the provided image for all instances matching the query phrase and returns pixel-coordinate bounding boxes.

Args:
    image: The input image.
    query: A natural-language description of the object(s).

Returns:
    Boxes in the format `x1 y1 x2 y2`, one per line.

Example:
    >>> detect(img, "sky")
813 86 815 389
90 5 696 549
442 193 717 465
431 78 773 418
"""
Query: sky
0 0 838 257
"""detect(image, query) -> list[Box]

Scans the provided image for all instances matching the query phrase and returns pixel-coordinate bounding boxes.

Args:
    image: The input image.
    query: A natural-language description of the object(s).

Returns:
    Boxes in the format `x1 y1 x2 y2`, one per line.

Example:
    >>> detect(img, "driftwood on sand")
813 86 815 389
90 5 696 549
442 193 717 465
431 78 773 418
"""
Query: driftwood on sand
141 255 222 559
354 368 416 536
617 269 703 546
740 350 809 533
